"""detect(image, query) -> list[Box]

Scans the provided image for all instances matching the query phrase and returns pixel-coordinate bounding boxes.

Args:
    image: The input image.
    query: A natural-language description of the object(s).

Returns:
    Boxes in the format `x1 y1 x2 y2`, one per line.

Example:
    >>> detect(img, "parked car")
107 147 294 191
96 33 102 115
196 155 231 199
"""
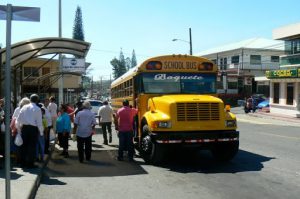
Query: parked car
252 94 266 105
87 99 103 116
244 94 267 113
257 99 269 109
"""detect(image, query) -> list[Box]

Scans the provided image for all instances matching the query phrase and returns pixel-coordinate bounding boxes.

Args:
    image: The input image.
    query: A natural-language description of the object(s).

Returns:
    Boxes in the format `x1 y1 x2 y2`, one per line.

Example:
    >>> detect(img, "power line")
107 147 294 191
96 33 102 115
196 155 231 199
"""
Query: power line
89 48 150 58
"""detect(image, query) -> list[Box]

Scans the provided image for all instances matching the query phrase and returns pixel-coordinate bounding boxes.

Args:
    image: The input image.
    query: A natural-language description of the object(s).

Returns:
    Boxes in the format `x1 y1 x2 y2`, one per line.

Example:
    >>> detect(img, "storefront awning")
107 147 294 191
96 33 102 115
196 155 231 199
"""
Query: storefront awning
255 76 269 81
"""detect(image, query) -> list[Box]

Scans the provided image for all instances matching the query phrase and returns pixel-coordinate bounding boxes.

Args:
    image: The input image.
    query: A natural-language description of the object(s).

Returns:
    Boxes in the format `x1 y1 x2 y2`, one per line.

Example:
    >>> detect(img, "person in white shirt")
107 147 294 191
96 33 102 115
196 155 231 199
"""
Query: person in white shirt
98 101 113 145
47 96 58 133
16 94 44 169
40 102 52 154
73 101 96 163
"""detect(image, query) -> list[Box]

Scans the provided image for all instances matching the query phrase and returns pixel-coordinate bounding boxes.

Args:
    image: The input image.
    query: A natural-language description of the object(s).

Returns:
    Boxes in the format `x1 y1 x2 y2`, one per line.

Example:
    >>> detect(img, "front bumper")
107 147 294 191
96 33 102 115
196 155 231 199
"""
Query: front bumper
151 130 239 144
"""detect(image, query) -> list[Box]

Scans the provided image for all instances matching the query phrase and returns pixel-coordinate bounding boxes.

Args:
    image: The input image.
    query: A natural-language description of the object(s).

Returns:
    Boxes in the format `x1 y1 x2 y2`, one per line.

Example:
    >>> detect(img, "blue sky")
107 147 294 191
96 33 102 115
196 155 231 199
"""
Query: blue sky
1 0 300 80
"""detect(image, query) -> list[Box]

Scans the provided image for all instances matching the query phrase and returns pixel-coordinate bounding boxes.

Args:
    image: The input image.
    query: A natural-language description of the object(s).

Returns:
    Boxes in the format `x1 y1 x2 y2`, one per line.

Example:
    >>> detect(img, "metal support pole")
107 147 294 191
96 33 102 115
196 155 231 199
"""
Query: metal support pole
0 46 2 97
5 4 12 199
58 0 64 105
189 28 193 55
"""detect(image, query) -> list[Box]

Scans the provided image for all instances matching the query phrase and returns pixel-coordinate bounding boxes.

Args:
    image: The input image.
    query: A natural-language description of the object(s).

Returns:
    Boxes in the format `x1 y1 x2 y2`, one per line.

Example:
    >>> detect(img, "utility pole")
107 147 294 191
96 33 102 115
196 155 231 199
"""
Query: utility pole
100 76 103 97
189 28 193 55
90 76 93 98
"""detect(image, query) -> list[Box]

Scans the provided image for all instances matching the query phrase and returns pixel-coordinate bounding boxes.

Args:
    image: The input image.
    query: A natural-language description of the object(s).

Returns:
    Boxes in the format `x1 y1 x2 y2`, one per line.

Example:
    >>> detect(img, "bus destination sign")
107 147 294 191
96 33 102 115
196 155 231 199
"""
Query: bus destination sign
146 61 213 71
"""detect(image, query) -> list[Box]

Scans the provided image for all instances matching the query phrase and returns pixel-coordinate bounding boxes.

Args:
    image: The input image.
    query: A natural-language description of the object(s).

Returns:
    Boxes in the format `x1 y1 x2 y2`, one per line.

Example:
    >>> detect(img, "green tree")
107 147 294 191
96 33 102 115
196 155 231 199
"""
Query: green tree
110 49 128 79
72 6 85 41
131 49 137 68
118 49 127 77
125 57 131 71
111 58 121 79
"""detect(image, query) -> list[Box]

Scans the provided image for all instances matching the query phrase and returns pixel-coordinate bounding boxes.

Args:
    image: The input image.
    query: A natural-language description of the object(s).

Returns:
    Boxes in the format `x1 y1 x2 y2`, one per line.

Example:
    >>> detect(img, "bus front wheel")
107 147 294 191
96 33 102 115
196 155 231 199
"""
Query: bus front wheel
140 125 165 164
211 141 239 161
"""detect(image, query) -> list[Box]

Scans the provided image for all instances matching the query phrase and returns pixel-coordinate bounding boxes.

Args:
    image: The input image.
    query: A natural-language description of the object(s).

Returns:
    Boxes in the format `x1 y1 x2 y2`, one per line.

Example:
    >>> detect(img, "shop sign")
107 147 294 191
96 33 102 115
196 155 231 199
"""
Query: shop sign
266 69 298 78
62 58 85 73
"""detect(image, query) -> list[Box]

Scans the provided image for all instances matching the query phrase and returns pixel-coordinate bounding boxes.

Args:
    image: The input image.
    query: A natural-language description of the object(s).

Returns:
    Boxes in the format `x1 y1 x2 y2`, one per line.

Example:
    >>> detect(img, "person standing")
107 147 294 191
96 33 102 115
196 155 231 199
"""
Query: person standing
98 101 113 145
56 104 71 158
115 99 137 161
73 101 96 163
11 97 30 163
48 96 58 133
41 103 52 154
16 94 44 169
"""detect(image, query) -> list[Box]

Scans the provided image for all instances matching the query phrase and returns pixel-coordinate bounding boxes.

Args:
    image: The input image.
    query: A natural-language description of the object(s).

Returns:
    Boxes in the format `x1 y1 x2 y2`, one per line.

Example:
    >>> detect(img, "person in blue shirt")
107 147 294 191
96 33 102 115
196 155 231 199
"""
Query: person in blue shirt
56 104 71 158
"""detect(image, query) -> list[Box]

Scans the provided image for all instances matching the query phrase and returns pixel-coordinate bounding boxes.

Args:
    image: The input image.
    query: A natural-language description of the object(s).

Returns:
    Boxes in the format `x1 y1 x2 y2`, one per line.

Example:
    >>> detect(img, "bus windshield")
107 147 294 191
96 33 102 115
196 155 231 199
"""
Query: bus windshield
141 73 216 94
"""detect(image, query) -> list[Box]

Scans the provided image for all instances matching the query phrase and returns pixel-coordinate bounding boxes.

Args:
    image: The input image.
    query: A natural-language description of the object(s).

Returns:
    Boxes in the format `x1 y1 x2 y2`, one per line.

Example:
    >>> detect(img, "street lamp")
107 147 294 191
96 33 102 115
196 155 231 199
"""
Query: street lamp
172 28 193 55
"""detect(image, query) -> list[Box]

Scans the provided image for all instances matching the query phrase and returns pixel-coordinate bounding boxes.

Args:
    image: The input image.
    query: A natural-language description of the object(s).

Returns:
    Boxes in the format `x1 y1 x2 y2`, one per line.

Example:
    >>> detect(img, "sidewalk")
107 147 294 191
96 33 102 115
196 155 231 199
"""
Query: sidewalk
0 126 116 199
232 106 300 124
250 110 300 123
0 153 50 199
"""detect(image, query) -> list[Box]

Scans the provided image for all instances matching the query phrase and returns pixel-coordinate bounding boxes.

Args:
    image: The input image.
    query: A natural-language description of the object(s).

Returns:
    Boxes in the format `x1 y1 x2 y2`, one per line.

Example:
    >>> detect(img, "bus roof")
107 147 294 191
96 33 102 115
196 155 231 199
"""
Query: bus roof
111 54 215 87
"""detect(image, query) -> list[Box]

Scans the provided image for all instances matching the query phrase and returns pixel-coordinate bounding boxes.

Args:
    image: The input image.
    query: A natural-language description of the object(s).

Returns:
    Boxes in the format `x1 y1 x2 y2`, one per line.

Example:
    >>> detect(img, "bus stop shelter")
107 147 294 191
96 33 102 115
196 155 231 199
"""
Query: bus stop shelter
0 37 91 105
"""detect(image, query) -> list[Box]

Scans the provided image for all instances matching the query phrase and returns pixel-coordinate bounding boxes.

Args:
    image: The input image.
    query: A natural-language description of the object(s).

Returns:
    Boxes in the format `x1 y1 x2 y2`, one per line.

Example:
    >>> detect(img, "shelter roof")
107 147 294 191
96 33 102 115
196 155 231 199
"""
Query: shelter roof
0 37 91 68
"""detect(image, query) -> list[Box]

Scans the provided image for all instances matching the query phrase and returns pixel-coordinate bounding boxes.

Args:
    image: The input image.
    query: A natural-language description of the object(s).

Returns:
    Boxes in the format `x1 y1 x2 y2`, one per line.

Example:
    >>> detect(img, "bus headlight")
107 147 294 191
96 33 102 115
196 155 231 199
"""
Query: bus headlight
153 121 172 128
225 120 236 127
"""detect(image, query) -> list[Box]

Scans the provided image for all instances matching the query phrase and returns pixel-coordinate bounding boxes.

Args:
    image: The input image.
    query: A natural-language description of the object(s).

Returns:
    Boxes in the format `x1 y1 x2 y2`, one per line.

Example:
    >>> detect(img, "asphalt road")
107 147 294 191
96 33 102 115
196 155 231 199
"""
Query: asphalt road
35 113 300 199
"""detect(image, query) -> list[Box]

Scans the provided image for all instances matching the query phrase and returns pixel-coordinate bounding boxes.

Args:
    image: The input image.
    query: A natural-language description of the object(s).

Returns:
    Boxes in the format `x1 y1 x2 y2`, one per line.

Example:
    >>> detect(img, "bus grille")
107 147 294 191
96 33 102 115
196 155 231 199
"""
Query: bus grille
177 103 220 121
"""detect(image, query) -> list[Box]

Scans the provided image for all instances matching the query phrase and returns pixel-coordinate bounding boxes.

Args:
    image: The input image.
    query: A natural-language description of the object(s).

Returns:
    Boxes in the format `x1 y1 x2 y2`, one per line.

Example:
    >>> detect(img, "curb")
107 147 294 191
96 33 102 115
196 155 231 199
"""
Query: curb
247 112 300 123
28 141 55 199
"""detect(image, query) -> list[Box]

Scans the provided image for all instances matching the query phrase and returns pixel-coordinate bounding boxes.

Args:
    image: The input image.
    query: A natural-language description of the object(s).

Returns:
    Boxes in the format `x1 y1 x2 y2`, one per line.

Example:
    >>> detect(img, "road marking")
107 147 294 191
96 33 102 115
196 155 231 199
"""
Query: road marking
254 131 300 140
238 118 272 125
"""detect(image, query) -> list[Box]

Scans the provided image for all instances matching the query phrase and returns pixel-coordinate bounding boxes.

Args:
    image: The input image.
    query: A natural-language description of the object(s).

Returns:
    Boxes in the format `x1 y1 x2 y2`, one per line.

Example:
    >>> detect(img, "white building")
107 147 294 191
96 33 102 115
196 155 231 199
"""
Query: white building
267 23 300 117
197 38 284 97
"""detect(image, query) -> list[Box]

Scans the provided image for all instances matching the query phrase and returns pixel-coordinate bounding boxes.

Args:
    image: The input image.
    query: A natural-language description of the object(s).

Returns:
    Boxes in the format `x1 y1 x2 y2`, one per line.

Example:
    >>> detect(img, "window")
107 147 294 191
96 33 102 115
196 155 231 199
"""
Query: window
24 67 39 77
211 59 217 64
141 73 216 94
271 56 279 62
231 55 239 64
250 55 261 65
273 83 279 104
220 58 223 70
291 39 300 54
227 82 237 89
223 58 227 70
219 58 227 70
286 83 294 105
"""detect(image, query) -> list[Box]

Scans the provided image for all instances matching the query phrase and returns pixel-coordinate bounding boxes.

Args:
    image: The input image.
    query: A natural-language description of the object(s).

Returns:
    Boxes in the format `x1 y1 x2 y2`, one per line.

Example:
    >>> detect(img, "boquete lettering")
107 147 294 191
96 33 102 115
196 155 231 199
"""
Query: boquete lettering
154 74 203 82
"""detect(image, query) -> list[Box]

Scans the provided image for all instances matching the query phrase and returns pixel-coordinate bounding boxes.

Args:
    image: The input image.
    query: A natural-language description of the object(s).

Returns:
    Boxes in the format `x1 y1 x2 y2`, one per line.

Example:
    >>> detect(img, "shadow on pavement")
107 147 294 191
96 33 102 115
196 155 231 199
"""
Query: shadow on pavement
0 157 44 179
159 149 274 174
42 149 147 178
41 176 67 185
91 144 104 149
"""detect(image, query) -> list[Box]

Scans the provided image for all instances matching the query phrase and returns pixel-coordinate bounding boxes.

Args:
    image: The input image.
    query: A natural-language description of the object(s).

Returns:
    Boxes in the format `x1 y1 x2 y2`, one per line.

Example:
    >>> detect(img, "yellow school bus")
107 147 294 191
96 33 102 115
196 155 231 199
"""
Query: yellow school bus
111 55 239 164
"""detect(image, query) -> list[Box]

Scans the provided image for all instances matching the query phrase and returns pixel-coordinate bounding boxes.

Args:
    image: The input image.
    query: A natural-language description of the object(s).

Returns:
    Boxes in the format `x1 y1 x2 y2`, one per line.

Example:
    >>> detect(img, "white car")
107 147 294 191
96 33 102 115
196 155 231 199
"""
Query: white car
87 100 103 117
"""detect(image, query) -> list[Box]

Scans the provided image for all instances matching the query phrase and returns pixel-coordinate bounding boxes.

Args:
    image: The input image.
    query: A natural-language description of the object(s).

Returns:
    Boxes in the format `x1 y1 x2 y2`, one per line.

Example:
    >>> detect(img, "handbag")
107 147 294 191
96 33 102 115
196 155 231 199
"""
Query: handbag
14 132 23 146
49 128 56 141
1 122 5 132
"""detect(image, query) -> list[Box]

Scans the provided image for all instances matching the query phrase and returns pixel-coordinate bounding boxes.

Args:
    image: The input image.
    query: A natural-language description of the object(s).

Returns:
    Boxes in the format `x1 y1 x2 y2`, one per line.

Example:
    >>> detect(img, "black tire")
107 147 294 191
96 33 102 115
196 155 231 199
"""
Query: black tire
211 141 239 161
140 125 165 165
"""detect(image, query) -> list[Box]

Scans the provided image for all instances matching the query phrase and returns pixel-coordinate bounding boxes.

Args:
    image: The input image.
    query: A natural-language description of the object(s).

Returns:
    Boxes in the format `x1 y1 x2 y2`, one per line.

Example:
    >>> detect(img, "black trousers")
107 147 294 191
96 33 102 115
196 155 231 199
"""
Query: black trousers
44 126 51 154
21 125 39 167
77 135 92 162
118 131 134 160
57 133 69 151
101 122 112 142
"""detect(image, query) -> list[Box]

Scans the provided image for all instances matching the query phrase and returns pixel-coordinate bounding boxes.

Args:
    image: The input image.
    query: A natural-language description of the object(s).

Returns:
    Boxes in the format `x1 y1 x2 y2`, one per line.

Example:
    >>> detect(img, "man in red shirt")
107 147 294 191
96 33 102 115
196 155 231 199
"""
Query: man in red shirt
115 99 137 161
